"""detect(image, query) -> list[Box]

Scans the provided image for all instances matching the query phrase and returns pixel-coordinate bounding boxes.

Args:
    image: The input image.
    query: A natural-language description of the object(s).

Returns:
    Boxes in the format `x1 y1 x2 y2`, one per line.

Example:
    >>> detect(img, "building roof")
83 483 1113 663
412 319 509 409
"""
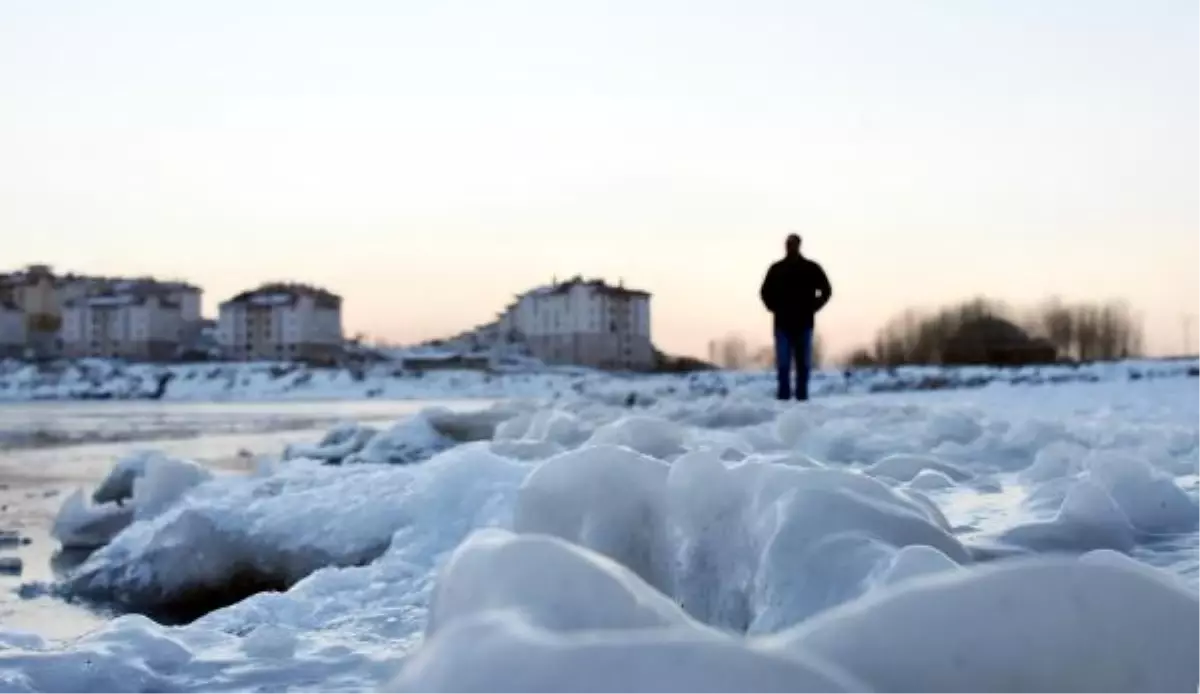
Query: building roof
64 283 182 309
0 266 200 293
221 282 342 310
522 276 650 299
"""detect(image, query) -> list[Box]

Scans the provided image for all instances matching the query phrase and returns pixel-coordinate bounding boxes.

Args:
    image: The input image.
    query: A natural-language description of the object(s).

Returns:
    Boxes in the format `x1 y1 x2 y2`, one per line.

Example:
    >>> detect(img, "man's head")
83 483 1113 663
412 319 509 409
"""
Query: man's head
785 233 801 255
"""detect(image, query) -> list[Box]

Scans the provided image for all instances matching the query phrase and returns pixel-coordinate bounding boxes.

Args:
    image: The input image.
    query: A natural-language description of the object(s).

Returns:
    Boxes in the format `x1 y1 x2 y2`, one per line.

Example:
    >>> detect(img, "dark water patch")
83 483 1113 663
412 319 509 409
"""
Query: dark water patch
59 539 391 626
137 570 292 625
0 556 22 575
0 529 32 547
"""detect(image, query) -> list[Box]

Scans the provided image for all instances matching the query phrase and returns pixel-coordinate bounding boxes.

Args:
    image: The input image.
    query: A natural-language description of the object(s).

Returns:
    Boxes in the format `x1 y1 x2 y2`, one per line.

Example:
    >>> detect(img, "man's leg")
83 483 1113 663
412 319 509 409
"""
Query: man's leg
774 329 792 400
793 328 813 401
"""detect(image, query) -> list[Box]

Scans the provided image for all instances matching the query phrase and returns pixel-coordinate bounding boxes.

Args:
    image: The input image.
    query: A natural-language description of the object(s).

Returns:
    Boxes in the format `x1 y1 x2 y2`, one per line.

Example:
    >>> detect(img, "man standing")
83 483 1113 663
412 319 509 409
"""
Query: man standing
759 233 832 401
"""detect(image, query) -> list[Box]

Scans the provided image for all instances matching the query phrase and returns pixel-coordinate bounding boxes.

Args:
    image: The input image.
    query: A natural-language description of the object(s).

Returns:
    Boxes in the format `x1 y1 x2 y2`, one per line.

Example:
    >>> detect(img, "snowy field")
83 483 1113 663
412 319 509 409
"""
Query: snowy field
0 366 1197 692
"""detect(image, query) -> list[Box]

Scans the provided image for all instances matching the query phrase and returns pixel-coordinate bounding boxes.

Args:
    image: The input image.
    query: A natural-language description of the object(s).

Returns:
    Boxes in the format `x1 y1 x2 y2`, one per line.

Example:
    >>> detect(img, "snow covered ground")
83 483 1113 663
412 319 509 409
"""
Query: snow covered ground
0 356 1196 404
0 370 1197 692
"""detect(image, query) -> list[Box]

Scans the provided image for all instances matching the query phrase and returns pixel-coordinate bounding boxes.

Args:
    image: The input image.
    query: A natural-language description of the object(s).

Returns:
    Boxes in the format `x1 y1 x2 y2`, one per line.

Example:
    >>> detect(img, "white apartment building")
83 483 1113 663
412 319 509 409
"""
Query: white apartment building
61 284 189 361
1 265 204 360
498 276 653 370
218 283 343 363
0 296 25 358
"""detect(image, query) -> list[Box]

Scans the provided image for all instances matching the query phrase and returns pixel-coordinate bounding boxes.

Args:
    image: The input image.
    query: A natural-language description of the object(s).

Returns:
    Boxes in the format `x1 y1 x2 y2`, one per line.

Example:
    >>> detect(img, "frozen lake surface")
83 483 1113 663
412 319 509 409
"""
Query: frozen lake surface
0 375 1196 692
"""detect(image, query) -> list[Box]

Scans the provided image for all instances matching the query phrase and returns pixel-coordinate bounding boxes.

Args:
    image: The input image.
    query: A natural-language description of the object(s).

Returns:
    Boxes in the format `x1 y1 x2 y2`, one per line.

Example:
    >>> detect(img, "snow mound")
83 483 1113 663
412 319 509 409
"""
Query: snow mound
999 478 1137 553
1011 450 1198 548
0 615 193 692
771 557 1200 693
907 469 957 491
1019 441 1087 484
488 439 567 461
514 445 968 633
53 452 212 549
514 445 675 594
394 613 864 693
675 400 779 429
868 544 962 588
427 529 696 636
585 416 687 460
866 453 972 483
495 408 592 447
1084 452 1199 534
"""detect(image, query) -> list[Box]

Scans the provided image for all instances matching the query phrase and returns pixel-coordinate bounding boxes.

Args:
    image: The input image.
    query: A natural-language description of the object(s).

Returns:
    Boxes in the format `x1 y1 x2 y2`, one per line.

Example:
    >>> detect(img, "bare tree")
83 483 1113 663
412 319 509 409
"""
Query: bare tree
856 296 1145 367
710 333 752 369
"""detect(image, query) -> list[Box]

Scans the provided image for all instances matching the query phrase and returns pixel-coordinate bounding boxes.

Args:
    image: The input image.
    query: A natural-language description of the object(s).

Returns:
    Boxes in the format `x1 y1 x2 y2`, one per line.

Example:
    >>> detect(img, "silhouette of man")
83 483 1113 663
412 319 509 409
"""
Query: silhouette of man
759 233 832 401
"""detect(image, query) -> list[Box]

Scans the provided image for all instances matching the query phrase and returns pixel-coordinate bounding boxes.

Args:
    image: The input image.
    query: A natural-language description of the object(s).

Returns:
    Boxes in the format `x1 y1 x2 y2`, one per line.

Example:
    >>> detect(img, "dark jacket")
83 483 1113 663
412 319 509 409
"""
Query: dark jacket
759 253 832 332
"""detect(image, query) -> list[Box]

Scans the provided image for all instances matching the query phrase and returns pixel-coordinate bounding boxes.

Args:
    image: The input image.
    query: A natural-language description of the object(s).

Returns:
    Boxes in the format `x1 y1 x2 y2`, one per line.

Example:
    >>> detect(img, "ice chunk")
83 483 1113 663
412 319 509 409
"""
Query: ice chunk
282 421 377 464
1019 441 1086 484
680 400 778 429
423 404 522 443
526 409 592 447
427 529 695 636
772 557 1200 693
998 479 1137 554
866 453 972 483
1084 452 1199 534
775 408 813 448
666 450 756 630
52 453 212 550
240 623 297 660
923 410 983 445
513 445 674 594
0 615 189 692
493 411 534 440
516 444 968 635
869 544 961 588
750 481 968 631
907 469 957 491
488 439 566 461
60 444 529 615
585 416 686 460
394 612 864 693
744 452 825 469
52 489 136 550
345 414 453 465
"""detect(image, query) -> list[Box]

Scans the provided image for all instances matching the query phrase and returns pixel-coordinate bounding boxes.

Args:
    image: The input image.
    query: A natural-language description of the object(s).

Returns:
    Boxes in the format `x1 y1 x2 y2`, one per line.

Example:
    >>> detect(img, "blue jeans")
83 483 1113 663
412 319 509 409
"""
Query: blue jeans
774 328 813 400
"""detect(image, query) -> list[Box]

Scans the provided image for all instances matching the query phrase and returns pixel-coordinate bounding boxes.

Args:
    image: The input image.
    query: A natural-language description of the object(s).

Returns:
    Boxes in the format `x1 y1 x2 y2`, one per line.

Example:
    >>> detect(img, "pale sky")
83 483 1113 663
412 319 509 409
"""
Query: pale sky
2 0 1197 358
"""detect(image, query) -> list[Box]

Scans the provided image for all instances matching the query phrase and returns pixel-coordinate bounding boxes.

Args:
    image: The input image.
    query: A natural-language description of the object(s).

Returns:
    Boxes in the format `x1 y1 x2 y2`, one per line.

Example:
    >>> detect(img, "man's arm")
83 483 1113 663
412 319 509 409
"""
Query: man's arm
760 265 778 313
813 263 832 313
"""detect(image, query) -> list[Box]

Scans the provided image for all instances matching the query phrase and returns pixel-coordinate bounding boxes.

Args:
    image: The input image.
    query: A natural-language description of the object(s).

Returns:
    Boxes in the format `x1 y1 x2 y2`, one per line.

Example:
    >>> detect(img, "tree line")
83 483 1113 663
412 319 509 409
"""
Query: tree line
709 296 1144 370
847 297 1143 367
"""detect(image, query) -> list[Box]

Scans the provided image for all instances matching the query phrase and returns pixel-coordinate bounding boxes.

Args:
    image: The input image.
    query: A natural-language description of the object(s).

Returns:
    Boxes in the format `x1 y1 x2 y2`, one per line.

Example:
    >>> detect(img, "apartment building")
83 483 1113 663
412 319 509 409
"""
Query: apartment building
0 264 64 357
500 276 653 370
217 283 343 363
60 283 189 361
0 265 204 360
0 296 25 358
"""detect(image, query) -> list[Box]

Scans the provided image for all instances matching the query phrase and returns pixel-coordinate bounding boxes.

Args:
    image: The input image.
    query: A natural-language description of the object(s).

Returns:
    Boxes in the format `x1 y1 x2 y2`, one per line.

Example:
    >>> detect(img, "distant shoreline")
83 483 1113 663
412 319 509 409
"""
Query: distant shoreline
0 356 1195 404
